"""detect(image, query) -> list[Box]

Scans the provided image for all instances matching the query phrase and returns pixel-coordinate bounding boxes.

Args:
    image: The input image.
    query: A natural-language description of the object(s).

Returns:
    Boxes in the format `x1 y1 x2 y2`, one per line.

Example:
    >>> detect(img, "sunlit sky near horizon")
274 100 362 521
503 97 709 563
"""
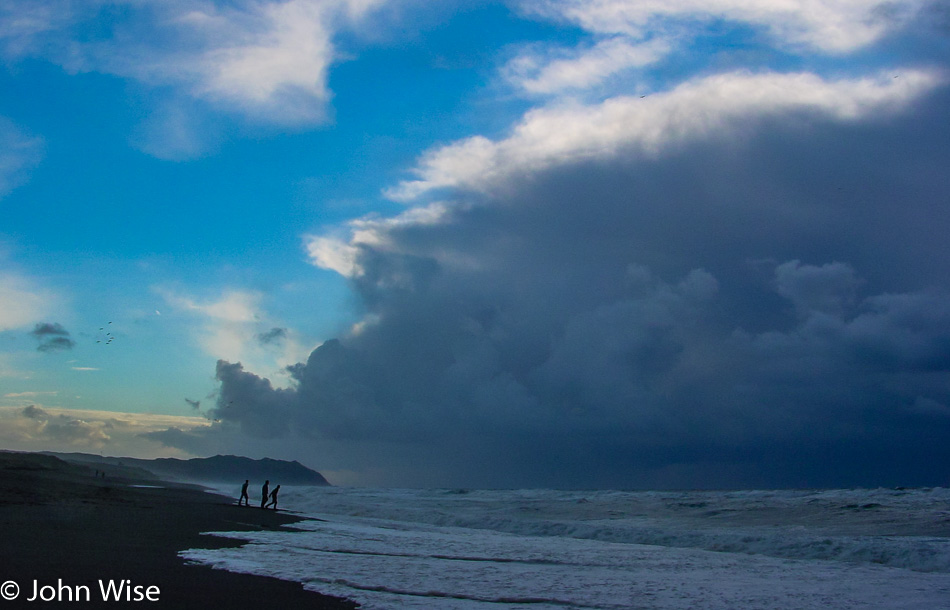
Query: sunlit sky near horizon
2 0 949 488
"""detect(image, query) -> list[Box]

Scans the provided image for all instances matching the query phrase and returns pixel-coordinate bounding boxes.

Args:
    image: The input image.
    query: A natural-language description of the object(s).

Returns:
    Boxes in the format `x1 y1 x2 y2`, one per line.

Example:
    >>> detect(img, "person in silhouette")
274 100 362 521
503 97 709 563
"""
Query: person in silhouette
239 480 249 506
261 480 269 509
265 485 280 510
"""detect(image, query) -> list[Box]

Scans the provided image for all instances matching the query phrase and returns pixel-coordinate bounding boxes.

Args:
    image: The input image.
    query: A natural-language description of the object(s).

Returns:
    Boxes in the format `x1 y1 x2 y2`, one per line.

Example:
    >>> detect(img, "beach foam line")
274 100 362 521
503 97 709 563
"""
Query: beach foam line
299 545 589 567
308 578 607 609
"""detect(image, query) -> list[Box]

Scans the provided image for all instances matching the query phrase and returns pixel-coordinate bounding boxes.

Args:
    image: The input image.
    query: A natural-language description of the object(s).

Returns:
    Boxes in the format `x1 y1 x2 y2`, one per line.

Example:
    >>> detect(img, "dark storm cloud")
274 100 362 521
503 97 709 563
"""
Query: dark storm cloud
184 398 201 410
30 322 69 337
154 84 950 488
214 360 296 439
22 404 48 419
30 322 75 352
256 327 288 345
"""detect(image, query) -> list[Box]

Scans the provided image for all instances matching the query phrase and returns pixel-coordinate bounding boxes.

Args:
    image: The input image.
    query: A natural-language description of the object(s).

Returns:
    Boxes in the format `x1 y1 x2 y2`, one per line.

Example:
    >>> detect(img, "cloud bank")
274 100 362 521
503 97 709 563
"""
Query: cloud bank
0 405 210 458
386 69 942 201
25 0 940 488
148 73 950 487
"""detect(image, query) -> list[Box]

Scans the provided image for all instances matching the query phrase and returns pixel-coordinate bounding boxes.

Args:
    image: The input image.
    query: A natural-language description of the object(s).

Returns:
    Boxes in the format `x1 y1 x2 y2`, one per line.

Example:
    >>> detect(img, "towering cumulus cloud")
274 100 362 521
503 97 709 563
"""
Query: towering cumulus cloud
156 1 950 488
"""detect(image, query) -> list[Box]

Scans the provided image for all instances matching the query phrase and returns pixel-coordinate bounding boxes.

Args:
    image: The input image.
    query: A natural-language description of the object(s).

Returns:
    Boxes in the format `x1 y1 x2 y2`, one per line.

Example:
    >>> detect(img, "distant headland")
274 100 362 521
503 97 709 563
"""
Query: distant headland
40 451 331 486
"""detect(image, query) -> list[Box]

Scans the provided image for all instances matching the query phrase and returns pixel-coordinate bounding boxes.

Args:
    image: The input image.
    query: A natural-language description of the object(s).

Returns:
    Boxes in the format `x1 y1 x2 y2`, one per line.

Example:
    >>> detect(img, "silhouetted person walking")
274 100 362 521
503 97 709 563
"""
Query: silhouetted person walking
261 480 269 509
239 480 249 506
265 485 280 510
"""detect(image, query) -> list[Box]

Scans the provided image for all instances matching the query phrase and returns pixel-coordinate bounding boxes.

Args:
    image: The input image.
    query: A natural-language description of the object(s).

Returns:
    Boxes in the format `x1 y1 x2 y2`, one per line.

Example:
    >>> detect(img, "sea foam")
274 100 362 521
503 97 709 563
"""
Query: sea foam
186 486 950 609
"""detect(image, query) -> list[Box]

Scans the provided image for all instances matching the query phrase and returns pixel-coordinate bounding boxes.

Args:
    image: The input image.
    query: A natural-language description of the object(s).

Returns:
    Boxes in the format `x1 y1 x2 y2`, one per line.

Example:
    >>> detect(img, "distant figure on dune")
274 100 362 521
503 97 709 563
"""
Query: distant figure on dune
265 485 280 510
239 480 249 506
261 480 269 509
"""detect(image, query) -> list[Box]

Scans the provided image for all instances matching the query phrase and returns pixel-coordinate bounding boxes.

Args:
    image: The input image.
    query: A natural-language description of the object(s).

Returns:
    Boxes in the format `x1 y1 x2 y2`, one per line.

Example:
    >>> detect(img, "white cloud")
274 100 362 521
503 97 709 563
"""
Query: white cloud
160 288 313 379
0 0 390 158
519 0 924 53
161 289 261 358
166 289 261 323
129 99 217 161
503 36 674 95
306 234 364 277
82 0 388 127
0 1 79 58
0 117 44 198
177 0 336 123
305 202 455 277
3 391 57 399
388 69 942 201
0 271 54 331
501 0 927 99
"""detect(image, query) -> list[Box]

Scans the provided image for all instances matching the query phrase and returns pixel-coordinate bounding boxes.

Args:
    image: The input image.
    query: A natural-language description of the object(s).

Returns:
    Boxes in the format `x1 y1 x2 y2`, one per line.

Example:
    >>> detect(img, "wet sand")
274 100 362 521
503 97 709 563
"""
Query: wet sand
0 451 357 608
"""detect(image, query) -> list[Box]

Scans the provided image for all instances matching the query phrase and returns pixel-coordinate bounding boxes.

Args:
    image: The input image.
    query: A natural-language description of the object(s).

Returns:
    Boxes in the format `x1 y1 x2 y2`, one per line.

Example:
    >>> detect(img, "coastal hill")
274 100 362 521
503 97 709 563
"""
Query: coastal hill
42 452 331 486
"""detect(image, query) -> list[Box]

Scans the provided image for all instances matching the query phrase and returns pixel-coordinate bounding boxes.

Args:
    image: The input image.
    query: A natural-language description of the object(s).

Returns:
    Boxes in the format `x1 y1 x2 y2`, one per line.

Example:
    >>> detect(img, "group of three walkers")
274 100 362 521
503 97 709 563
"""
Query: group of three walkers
238 479 280 509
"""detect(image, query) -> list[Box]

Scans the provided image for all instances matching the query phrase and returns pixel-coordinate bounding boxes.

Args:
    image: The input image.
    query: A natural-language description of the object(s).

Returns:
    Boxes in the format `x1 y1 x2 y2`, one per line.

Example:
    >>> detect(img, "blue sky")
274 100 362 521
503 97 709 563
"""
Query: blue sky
1 0 949 487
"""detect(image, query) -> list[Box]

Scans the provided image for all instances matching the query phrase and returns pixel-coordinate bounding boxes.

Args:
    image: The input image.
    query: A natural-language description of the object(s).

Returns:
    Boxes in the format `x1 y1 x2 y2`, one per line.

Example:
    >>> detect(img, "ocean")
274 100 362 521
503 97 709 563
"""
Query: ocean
183 486 950 609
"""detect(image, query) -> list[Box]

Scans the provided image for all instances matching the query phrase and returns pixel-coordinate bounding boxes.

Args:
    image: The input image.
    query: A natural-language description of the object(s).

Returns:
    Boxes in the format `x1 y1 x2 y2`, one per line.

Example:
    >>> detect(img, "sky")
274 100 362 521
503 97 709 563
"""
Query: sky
1 0 949 489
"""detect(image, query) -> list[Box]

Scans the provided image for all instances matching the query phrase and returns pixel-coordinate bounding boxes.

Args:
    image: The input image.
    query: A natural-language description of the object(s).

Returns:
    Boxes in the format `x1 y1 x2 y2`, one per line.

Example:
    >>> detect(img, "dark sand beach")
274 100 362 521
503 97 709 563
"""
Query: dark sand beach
0 451 357 608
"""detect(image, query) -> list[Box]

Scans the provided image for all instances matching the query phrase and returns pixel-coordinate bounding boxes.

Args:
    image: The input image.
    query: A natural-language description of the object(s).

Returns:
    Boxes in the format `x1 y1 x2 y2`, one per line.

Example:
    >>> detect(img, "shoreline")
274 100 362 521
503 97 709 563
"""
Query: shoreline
0 451 357 608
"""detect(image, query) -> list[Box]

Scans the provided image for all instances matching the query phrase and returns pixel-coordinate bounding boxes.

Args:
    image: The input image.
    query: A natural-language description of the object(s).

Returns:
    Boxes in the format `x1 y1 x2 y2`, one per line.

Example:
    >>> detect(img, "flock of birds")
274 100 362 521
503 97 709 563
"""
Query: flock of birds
95 321 115 345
